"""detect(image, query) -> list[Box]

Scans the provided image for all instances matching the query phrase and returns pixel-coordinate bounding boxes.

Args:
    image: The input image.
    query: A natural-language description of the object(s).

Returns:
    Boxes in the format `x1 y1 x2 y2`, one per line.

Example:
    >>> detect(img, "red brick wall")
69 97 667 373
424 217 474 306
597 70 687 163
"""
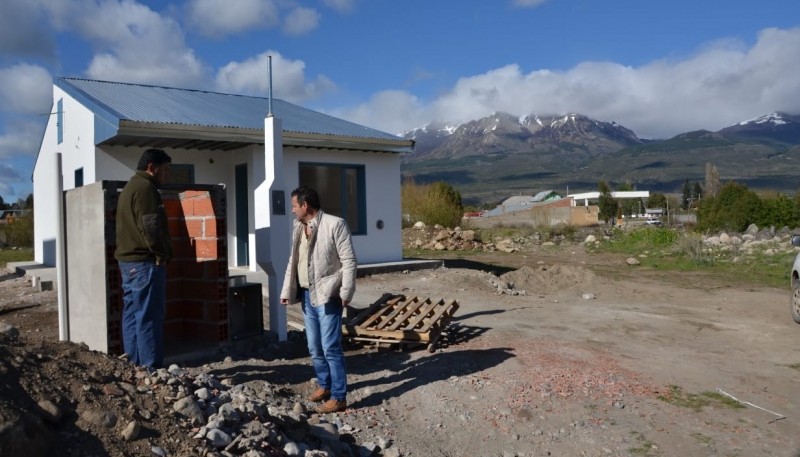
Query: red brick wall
106 183 229 355
164 189 229 345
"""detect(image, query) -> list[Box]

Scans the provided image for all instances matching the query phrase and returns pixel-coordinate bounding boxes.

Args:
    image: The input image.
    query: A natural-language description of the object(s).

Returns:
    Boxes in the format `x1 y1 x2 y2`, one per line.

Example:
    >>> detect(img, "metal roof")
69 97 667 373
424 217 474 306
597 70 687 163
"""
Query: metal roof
55 77 412 152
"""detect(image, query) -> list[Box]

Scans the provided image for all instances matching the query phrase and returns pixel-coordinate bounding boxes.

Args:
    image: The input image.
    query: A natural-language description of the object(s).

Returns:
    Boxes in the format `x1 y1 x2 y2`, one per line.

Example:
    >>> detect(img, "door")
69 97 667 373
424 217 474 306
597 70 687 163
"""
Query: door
235 163 249 266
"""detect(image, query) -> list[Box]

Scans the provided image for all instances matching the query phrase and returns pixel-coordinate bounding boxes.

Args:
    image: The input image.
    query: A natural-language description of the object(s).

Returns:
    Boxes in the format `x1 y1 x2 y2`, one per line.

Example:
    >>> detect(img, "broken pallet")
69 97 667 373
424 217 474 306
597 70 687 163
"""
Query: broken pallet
343 293 459 351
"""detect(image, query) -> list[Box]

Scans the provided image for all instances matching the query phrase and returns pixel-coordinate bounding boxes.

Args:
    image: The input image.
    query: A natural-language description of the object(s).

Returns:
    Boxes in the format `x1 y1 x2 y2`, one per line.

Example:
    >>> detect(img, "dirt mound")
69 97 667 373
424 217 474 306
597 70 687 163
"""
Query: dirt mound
499 264 598 295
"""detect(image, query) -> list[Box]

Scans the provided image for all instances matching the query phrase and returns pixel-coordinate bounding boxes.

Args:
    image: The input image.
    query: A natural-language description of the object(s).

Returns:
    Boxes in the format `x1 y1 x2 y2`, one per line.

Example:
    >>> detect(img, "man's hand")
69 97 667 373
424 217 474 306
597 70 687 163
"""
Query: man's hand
280 298 290 305
343 299 350 306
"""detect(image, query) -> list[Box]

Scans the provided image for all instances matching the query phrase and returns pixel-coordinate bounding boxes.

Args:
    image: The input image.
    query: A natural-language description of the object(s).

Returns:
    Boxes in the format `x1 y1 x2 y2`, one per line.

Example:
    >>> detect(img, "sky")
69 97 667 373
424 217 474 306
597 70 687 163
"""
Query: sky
1 0 800 203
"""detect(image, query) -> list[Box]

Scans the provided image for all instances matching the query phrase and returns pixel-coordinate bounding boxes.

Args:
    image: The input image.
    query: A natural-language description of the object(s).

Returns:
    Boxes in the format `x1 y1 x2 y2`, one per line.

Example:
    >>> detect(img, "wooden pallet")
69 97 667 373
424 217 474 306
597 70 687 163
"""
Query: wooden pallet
343 294 459 352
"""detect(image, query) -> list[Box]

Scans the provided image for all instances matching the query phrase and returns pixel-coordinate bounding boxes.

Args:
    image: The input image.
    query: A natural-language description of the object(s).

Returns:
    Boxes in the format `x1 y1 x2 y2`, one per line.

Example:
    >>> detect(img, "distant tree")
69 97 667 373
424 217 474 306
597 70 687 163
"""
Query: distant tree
648 193 667 209
681 179 692 210
0 195 6 210
692 182 703 207
616 182 638 217
597 181 617 224
25 193 33 209
696 181 761 232
704 163 721 198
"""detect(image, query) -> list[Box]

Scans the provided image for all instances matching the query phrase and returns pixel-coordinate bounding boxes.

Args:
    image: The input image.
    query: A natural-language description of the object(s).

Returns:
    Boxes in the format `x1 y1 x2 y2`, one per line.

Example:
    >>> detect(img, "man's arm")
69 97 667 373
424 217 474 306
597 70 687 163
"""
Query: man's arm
334 220 357 305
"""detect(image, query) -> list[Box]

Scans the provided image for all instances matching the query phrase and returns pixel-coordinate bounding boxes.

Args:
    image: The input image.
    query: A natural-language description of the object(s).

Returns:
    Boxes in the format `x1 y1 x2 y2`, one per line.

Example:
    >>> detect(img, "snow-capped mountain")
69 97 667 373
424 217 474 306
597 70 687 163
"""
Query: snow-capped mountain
718 112 800 144
402 111 643 162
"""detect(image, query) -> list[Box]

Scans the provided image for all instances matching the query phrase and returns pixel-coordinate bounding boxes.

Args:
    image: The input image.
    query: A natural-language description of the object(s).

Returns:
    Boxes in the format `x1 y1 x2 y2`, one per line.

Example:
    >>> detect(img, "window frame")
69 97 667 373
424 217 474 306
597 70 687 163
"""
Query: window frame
298 162 367 235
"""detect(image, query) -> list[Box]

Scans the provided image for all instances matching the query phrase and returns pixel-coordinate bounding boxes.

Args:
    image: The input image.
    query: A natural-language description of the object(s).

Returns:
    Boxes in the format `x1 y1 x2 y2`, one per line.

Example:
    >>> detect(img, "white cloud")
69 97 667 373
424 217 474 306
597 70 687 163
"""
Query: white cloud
215 51 335 102
321 0 356 13
40 0 206 87
0 0 55 58
283 7 320 36
0 64 53 115
185 0 279 38
0 121 45 158
340 26 800 138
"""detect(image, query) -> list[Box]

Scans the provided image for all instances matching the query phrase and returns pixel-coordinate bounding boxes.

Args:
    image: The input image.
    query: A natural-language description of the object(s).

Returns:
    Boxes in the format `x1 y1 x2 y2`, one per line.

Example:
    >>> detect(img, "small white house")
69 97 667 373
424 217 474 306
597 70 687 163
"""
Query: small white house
34 78 413 270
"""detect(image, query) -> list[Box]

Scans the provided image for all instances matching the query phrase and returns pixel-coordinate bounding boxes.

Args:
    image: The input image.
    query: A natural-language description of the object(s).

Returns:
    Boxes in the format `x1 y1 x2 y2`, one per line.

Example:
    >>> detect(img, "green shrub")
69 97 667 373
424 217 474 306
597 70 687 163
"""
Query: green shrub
0 216 33 247
402 179 463 228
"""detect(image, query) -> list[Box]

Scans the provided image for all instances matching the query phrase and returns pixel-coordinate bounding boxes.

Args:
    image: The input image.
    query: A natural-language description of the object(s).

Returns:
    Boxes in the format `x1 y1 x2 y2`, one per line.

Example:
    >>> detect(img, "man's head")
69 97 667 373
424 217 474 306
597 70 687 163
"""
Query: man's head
137 148 172 185
290 186 321 223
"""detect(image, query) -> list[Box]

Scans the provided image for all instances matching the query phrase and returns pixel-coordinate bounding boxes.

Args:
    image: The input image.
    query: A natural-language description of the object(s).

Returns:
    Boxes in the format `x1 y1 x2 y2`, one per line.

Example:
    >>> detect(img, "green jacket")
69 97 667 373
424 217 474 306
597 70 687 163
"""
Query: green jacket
115 171 173 263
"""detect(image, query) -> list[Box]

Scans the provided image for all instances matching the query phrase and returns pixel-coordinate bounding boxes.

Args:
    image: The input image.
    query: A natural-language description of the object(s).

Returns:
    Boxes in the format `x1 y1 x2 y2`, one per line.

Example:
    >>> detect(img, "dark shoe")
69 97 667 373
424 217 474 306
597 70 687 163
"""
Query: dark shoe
307 387 331 402
317 399 347 414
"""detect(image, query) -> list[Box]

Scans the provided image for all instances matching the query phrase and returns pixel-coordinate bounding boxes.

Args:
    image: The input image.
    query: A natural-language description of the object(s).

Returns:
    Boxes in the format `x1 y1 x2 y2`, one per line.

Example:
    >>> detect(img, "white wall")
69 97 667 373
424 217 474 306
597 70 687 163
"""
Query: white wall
34 88 97 265
282 147 403 264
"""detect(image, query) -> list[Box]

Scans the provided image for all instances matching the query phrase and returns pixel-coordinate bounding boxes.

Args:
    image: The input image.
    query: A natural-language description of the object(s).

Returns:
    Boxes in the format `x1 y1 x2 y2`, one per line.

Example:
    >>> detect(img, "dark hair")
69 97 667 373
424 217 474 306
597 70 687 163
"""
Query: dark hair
136 148 172 171
291 186 321 210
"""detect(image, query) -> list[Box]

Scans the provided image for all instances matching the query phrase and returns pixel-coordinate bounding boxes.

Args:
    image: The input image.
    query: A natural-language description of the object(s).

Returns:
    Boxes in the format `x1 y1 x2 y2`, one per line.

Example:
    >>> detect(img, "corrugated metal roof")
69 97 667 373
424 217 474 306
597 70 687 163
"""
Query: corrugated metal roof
56 77 405 143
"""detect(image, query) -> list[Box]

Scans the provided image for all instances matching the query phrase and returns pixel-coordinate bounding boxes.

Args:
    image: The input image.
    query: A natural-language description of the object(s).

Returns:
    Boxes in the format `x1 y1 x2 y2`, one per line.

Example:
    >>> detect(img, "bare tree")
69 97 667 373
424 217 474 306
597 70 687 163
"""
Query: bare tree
704 163 721 198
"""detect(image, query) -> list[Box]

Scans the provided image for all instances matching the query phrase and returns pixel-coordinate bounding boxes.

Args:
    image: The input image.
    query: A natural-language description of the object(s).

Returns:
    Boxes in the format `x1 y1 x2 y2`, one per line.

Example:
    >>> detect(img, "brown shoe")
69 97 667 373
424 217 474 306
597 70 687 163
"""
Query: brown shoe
317 399 347 414
307 387 331 402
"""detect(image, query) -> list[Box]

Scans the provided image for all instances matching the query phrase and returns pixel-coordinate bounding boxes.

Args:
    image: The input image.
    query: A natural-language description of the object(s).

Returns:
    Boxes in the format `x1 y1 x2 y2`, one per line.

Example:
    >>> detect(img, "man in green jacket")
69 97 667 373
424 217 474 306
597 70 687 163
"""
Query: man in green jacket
115 148 173 369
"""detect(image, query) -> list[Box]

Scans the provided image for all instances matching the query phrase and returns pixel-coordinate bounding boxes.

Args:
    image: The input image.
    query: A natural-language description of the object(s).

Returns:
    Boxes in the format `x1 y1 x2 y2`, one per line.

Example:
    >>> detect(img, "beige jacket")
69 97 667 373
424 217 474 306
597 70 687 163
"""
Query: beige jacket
280 211 357 306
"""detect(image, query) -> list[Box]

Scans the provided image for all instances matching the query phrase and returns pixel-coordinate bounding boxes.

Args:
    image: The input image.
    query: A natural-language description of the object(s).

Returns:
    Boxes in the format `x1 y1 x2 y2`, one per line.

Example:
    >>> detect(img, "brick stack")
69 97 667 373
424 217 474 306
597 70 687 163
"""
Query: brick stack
104 183 229 356
164 188 229 345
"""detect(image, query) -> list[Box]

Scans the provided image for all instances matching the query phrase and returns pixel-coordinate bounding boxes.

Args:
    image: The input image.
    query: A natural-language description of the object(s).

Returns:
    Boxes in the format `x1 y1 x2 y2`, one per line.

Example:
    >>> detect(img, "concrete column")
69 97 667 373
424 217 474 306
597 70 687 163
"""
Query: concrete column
55 153 69 341
254 116 290 341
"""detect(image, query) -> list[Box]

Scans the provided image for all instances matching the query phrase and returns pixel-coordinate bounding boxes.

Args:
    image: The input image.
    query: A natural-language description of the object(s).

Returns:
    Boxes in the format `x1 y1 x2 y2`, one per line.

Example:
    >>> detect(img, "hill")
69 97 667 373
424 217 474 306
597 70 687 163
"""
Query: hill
401 112 800 205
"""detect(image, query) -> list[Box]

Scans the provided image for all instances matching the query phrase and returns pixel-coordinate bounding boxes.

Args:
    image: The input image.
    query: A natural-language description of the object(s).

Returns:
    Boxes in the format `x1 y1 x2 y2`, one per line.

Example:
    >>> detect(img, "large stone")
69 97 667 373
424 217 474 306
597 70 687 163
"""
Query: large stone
173 396 205 426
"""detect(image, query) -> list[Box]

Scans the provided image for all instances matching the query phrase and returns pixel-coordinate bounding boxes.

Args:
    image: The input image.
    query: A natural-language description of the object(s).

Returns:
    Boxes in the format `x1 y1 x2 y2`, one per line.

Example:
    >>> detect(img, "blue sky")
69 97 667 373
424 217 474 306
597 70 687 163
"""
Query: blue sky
1 0 800 203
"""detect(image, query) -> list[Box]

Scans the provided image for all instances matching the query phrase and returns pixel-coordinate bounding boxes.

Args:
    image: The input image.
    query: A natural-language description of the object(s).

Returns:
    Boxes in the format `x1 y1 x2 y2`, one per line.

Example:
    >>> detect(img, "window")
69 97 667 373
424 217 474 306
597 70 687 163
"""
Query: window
299 162 366 235
169 164 195 185
57 99 63 144
74 168 83 187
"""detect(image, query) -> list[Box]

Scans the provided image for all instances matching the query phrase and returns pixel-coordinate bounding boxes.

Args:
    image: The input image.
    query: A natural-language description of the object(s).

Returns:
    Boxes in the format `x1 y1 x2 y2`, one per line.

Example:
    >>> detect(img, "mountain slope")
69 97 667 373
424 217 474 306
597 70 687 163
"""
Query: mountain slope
401 112 800 204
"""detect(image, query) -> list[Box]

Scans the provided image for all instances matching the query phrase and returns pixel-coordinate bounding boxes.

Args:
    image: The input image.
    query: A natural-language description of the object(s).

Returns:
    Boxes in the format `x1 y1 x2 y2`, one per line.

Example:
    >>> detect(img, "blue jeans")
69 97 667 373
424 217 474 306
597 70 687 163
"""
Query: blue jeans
302 289 346 401
119 260 166 368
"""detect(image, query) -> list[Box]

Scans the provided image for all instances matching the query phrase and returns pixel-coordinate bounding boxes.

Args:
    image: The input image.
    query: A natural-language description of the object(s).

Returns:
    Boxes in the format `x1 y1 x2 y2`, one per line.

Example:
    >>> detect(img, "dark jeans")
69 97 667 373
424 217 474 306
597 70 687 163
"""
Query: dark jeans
119 260 166 368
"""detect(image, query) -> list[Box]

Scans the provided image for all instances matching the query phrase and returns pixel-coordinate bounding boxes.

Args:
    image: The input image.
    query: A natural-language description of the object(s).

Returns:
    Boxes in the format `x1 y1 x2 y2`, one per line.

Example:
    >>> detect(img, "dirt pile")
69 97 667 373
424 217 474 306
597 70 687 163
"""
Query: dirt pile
499 264 600 295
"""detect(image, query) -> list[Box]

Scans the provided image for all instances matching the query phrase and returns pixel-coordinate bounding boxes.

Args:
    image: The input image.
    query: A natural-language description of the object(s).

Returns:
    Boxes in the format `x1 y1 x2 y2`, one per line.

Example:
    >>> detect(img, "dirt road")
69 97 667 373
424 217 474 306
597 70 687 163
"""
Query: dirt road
2 243 800 456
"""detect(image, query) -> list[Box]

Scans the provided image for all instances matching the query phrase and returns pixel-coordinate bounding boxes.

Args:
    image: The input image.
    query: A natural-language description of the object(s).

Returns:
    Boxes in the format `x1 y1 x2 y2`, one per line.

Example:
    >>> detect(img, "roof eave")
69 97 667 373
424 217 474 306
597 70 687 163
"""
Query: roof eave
116 120 413 153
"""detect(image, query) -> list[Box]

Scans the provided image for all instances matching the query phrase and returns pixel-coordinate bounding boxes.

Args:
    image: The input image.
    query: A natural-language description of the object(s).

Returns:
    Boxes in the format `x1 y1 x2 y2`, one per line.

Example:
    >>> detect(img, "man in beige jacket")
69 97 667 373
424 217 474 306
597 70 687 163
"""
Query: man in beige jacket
280 186 356 413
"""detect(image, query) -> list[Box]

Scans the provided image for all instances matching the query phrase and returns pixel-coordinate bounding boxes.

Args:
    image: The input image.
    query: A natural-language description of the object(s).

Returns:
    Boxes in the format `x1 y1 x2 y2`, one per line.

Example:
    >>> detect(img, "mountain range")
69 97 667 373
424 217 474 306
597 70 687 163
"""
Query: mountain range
400 111 800 205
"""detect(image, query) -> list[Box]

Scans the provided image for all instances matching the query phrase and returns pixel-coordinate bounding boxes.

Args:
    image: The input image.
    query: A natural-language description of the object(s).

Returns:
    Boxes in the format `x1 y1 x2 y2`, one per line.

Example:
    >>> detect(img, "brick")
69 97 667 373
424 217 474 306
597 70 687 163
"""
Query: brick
184 218 204 238
180 190 207 200
163 198 183 217
193 239 218 259
167 218 189 237
203 217 218 237
163 321 183 341
193 198 215 218
165 301 185 320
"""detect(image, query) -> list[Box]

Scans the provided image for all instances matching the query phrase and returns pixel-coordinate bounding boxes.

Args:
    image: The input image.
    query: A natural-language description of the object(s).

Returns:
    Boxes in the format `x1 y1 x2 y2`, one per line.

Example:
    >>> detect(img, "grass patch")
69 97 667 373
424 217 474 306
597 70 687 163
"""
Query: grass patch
0 247 33 270
784 363 800 371
657 385 745 412
690 432 713 445
628 431 659 456
590 227 796 288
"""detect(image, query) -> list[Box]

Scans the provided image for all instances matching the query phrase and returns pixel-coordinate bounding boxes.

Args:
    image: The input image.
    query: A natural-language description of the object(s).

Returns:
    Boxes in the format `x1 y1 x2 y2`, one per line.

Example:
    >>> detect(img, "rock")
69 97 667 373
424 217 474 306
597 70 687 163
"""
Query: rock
121 420 140 441
581 293 596 300
102 383 124 396
584 234 596 243
81 407 118 428
462 230 476 241
745 223 759 235
412 221 426 229
0 321 19 341
206 428 232 448
173 396 205 426
626 258 640 266
195 387 211 401
37 400 63 423
151 446 167 456
284 441 301 456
